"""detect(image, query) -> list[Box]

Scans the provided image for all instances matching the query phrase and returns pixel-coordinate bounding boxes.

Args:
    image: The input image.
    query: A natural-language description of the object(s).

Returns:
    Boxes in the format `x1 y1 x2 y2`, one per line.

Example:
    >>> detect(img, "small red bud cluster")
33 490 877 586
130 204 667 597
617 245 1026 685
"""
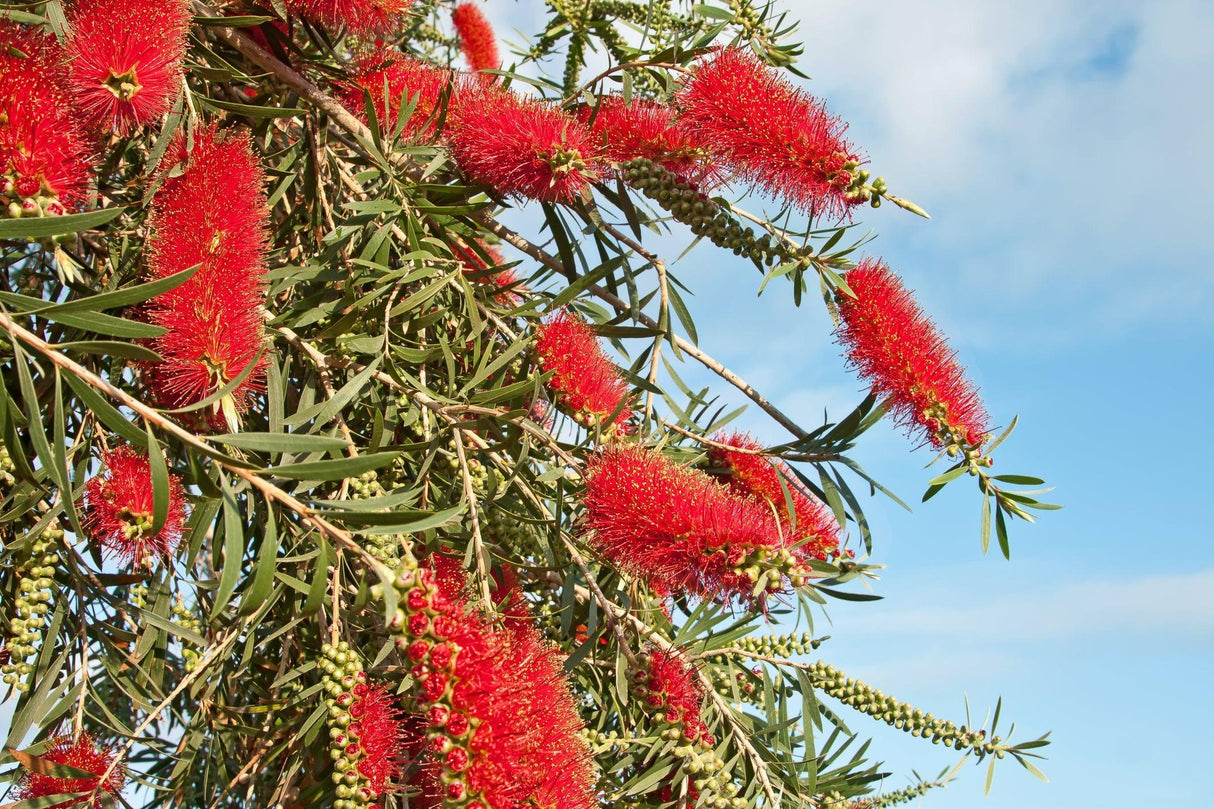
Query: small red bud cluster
386 554 595 809
0 23 90 220
632 649 742 809
12 732 126 809
81 446 188 568
320 642 407 809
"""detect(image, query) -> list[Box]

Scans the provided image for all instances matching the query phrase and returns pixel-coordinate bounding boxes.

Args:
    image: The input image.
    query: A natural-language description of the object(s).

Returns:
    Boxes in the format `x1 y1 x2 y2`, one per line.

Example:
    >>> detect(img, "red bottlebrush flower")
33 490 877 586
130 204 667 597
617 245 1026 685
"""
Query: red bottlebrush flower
642 649 709 743
62 0 191 135
82 445 187 567
449 88 604 204
576 96 712 183
397 561 596 809
0 22 91 212
339 53 454 140
581 444 810 605
836 259 990 450
13 733 126 809
347 681 407 797
677 47 864 220
533 311 632 433
708 432 842 561
454 239 523 306
284 0 414 36
451 2 500 75
142 126 269 425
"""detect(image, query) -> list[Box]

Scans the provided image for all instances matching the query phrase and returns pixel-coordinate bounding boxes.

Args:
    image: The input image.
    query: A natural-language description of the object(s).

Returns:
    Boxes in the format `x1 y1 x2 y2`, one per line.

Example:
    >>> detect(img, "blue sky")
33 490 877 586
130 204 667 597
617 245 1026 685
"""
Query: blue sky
509 0 1212 805
5 2 1211 806
492 0 1213 805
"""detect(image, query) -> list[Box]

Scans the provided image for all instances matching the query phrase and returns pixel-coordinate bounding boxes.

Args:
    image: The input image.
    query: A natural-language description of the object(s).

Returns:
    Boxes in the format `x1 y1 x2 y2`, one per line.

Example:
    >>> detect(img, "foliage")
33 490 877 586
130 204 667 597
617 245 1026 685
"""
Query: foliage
0 0 1054 807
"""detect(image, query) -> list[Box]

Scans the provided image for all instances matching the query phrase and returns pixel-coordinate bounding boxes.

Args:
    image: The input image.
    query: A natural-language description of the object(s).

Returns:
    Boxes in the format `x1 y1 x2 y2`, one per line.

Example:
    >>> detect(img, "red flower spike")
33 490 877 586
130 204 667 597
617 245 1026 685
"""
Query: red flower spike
82 445 187 568
645 649 709 743
576 96 713 184
62 0 191 135
400 564 596 809
581 444 812 605
348 682 407 798
451 3 500 76
677 47 864 221
0 22 92 213
13 733 126 809
142 126 269 427
533 311 633 434
836 259 991 450
454 239 524 307
339 53 454 141
449 87 604 204
708 432 842 561
284 0 414 35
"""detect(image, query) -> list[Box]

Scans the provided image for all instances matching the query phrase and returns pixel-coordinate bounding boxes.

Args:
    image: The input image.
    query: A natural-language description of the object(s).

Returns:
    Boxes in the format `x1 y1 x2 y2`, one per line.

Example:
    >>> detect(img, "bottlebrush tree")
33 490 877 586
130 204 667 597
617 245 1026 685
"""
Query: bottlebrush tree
0 1 1056 808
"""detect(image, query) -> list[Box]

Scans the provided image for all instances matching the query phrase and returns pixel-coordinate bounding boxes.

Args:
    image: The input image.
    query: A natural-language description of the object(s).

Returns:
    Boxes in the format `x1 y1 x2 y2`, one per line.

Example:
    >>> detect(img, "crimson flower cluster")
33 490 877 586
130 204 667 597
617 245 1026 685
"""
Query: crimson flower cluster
581 444 813 605
451 3 500 76
836 259 990 452
533 311 633 433
450 87 604 204
708 432 844 561
636 649 711 746
390 555 596 809
454 239 523 306
62 0 191 134
0 23 91 218
576 96 712 184
340 54 454 141
284 0 414 35
350 680 408 799
142 126 270 429
82 445 188 568
677 47 865 220
12 733 126 808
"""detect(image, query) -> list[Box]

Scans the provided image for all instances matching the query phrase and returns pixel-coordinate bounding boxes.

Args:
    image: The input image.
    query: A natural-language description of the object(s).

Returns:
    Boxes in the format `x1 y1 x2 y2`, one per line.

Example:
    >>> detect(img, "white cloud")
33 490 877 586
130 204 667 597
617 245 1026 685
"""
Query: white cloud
791 0 1214 340
837 568 1214 642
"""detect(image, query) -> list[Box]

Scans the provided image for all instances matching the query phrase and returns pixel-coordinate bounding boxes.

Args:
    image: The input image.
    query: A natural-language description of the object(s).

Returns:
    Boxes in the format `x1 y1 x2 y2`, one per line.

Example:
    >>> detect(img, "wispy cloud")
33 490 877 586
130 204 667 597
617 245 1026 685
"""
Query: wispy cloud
793 0 1214 340
837 568 1214 642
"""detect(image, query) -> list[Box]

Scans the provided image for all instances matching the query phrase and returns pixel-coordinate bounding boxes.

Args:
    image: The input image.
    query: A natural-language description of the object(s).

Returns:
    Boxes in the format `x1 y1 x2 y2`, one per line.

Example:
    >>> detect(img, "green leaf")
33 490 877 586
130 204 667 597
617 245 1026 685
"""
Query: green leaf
302 535 332 615
34 265 197 315
693 3 734 19
926 463 967 488
991 474 1046 485
239 506 279 615
211 472 247 620
63 370 148 447
353 504 466 535
266 451 400 481
0 206 125 240
197 97 306 118
58 341 162 362
193 13 272 26
211 432 351 454
995 506 1011 560
145 421 171 537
